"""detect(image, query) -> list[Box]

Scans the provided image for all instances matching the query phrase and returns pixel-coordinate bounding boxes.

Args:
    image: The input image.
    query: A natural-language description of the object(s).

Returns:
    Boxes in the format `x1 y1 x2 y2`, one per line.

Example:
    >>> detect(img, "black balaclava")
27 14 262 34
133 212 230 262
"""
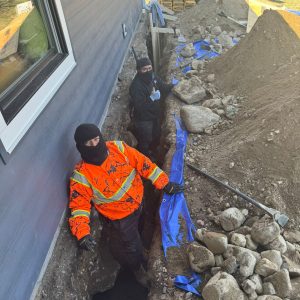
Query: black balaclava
74 124 108 165
136 57 153 84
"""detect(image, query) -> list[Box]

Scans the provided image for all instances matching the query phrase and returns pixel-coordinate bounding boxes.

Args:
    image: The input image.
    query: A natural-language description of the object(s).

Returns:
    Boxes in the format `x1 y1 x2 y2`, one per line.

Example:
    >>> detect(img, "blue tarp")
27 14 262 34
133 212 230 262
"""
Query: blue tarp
159 117 201 297
175 40 219 73
287 9 300 16
160 117 195 253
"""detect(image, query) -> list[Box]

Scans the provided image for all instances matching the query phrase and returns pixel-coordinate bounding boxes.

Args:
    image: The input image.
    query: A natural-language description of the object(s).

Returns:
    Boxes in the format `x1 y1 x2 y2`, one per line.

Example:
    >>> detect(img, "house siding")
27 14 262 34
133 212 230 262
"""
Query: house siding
0 0 142 299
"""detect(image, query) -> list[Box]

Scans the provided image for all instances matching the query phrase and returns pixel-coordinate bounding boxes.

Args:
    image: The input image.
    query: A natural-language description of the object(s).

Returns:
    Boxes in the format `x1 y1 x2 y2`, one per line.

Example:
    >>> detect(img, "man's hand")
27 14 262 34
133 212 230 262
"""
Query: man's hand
163 182 184 194
78 234 97 251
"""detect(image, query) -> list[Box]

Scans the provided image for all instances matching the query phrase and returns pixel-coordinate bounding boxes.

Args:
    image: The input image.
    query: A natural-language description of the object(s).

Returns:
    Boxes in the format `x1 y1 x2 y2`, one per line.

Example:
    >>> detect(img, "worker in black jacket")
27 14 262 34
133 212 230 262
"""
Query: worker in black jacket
129 57 173 157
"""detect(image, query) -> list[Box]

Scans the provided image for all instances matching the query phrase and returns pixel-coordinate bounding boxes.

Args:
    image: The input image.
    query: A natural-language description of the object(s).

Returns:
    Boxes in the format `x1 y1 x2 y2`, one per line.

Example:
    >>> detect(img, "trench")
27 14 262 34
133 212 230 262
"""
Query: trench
91 27 170 300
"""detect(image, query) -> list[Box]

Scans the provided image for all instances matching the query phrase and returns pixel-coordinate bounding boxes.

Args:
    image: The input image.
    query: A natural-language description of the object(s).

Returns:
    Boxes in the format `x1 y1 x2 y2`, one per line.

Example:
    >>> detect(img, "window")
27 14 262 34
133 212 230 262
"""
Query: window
0 0 75 157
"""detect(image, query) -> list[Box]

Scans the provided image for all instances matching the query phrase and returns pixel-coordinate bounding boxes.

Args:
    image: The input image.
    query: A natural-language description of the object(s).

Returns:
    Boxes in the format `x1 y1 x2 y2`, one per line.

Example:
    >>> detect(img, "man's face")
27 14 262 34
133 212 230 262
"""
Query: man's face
84 136 100 147
139 64 152 73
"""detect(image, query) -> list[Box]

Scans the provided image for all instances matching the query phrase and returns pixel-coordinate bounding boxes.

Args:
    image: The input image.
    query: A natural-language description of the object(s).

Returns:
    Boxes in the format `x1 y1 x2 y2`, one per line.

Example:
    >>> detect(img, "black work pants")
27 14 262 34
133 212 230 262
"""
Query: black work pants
134 119 161 157
103 207 143 271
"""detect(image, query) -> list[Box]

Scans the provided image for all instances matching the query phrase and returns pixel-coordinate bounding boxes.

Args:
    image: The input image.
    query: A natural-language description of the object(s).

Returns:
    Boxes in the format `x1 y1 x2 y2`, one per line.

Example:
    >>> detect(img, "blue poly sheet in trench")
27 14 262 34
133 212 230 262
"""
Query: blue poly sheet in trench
175 40 219 73
287 9 300 16
159 117 201 297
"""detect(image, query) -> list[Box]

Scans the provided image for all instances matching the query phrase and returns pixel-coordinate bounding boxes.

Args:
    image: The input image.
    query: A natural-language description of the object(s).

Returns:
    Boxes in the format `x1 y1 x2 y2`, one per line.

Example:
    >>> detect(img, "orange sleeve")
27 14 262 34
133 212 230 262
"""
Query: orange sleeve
122 142 169 189
69 172 93 240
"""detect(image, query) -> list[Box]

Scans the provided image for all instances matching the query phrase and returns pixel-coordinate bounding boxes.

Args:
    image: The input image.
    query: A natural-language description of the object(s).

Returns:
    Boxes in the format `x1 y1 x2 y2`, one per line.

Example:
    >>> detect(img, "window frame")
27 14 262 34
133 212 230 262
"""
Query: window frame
0 0 76 159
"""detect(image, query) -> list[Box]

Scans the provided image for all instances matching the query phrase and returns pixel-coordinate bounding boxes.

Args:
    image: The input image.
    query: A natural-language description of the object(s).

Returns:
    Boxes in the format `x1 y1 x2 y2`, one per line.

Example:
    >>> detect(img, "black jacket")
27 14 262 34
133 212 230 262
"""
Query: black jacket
129 73 172 122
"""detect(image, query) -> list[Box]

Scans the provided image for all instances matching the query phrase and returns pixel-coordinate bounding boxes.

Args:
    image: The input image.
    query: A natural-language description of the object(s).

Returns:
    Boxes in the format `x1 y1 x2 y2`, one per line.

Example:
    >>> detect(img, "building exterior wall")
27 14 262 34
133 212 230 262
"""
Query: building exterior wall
0 0 142 299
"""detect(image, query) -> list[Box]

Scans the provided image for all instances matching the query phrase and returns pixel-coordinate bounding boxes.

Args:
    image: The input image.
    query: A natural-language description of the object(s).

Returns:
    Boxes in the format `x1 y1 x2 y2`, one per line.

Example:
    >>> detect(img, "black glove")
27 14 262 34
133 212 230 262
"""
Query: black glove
163 182 184 195
78 234 96 251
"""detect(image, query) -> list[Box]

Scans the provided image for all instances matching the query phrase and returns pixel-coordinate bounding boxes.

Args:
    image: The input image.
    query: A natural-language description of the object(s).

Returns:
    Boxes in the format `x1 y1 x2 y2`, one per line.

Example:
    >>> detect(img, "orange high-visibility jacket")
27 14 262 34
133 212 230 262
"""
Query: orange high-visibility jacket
69 141 169 240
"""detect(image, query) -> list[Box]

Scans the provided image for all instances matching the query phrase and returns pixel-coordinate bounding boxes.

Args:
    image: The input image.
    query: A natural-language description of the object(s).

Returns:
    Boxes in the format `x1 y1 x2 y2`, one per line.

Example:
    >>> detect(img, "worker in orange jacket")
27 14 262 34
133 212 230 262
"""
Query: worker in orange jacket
69 123 183 287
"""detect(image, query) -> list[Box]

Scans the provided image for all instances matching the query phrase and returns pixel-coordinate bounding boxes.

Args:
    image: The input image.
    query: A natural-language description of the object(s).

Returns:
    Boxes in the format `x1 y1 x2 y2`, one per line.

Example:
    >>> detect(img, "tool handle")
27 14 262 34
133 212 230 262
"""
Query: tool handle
186 163 272 215
131 46 138 62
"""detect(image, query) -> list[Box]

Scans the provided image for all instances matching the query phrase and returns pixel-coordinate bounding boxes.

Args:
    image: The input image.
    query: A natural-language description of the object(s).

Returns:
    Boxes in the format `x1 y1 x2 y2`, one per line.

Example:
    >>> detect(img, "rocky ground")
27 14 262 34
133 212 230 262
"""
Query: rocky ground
147 1 300 300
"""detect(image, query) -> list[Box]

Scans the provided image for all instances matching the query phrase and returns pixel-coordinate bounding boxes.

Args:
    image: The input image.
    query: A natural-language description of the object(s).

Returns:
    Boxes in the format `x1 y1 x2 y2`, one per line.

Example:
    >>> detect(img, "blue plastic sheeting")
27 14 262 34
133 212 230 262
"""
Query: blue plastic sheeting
287 9 300 16
144 0 165 27
175 40 219 73
172 78 180 85
174 274 202 296
160 117 196 253
159 117 202 297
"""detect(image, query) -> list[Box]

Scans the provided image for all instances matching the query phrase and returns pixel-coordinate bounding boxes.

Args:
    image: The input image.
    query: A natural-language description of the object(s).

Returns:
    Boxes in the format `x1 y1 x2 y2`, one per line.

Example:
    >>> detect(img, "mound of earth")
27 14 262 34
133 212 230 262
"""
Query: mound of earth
186 10 300 228
207 10 300 95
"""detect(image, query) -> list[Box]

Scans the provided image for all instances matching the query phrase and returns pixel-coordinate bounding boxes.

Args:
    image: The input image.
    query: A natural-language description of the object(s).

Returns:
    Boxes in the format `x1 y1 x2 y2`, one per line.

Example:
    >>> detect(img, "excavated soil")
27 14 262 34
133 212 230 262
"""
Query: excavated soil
149 4 300 300
207 9 300 95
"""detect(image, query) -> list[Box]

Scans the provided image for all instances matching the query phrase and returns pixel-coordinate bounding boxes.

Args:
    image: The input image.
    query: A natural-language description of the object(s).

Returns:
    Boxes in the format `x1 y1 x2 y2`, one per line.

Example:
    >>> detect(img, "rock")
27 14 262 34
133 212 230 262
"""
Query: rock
242 279 257 295
215 109 225 116
187 242 215 273
215 255 224 267
231 233 247 247
222 256 238 274
257 296 282 300
283 230 300 243
224 244 261 262
185 70 198 78
262 282 276 295
202 272 247 300
213 43 222 53
282 250 300 277
218 32 235 49
221 95 235 106
181 43 196 57
245 234 258 251
211 26 222 35
180 105 220 133
211 267 222 276
290 277 300 299
261 250 283 269
173 77 206 104
244 216 260 227
191 59 204 71
266 235 287 254
239 251 257 277
250 274 263 294
235 226 252 236
207 74 215 82
255 258 278 277
195 228 206 243
251 216 281 246
202 98 223 109
219 207 246 231
196 219 205 227
265 269 292 298
203 231 228 254
225 105 238 119
192 25 205 35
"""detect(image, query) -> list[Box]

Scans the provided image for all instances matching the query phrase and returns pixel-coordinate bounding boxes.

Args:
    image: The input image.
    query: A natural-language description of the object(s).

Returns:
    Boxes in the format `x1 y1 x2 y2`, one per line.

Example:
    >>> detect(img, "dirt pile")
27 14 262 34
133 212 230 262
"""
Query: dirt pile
207 10 300 95
183 9 300 228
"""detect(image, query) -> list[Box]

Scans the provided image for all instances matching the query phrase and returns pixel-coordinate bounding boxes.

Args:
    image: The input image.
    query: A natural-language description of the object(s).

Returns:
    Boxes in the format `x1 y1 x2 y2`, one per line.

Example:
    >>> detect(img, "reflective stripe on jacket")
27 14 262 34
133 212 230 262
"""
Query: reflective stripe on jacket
69 141 169 240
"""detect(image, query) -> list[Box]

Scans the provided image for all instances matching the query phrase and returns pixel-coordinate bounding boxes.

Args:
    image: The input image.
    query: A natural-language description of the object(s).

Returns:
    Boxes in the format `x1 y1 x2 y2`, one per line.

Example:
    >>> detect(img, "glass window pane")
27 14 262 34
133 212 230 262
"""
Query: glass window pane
0 0 57 95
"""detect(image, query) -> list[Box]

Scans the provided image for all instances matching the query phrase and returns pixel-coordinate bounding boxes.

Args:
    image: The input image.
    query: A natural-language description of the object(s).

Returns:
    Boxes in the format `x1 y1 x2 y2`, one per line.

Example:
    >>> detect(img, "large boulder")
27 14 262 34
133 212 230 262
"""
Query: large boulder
202 272 247 300
251 216 280 246
283 230 300 243
264 269 292 298
255 258 278 277
224 244 261 262
219 207 246 231
187 242 215 273
203 231 228 254
261 250 282 269
180 105 220 133
173 77 206 104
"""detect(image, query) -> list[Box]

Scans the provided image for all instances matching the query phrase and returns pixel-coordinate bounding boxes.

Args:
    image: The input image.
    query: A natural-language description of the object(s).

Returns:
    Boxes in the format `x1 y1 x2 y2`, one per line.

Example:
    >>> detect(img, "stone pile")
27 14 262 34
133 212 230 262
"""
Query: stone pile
187 208 300 299
173 71 242 133
191 25 244 54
